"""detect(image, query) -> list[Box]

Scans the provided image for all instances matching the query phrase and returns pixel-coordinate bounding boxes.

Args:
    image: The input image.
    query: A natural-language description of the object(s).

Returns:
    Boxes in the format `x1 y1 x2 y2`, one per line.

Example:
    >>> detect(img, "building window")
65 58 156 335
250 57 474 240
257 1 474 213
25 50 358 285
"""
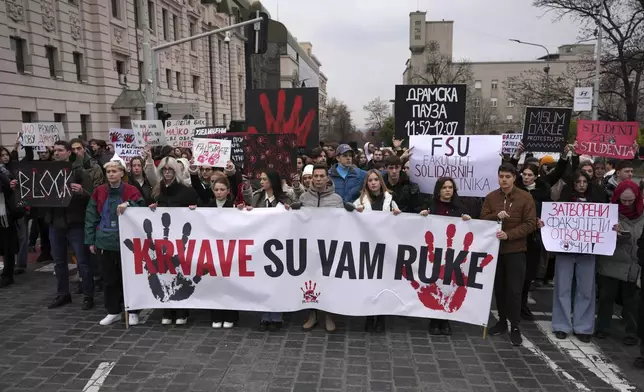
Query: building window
176 72 181 91
138 61 144 85
192 75 199 93
474 114 480 125
491 98 498 108
506 81 513 89
73 52 83 81
218 39 222 64
134 0 140 28
148 1 155 32
220 83 224 99
490 115 497 124
238 76 243 101
223 114 227 126
80 114 90 138
506 115 514 124
474 98 480 108
189 22 196 51
474 80 482 89
10 37 26 74
162 9 168 40
119 116 131 129
415 20 421 25
507 98 515 108
111 0 120 19
239 102 243 118
491 80 498 89
22 111 35 123
54 113 67 130
414 35 421 40
173 15 179 40
45 45 58 78
116 60 126 83
68 0 79 5
166 69 172 89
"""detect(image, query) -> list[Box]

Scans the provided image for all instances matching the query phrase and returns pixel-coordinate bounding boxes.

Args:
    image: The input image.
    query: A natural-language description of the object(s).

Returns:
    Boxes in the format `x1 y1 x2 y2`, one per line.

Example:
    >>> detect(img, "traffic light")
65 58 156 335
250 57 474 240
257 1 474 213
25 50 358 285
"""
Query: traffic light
246 12 269 55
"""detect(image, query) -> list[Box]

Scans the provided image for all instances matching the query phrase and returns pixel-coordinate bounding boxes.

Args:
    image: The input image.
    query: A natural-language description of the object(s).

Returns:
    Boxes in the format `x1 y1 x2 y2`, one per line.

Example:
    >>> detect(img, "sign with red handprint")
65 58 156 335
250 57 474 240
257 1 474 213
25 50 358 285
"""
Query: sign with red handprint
193 138 232 168
109 128 143 164
245 88 319 151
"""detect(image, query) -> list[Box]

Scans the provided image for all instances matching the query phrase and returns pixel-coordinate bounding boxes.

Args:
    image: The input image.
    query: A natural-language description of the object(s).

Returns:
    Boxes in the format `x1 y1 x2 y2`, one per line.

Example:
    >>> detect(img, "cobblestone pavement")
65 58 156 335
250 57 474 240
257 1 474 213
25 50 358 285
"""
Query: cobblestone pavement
0 258 642 392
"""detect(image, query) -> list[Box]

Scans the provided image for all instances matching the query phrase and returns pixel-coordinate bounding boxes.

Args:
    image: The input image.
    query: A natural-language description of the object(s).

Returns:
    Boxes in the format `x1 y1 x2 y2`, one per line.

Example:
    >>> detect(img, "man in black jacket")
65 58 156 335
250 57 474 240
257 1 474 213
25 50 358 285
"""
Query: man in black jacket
635 230 644 369
382 155 424 213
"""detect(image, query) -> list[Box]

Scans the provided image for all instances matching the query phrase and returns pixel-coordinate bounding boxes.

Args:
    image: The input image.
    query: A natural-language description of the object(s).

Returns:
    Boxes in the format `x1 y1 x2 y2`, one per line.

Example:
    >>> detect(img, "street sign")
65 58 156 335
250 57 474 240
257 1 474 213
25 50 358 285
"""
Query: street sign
573 87 593 112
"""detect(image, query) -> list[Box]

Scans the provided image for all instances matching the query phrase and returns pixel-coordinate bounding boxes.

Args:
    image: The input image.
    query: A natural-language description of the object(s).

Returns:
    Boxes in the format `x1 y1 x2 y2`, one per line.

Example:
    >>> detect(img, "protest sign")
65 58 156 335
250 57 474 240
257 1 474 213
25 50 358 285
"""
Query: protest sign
245 88 319 150
242 134 297 180
132 120 165 146
521 107 571 152
541 202 618 256
193 126 227 138
573 87 593 112
192 138 232 168
119 207 500 326
20 123 63 148
575 120 639 159
502 133 522 155
394 85 466 138
211 132 247 167
109 128 143 163
409 135 502 198
16 161 72 207
164 119 206 148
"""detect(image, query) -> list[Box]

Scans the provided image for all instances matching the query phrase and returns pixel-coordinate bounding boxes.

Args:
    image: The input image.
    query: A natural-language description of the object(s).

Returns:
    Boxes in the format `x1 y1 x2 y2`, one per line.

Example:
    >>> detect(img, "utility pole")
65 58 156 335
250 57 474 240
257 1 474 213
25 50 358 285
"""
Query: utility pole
142 0 154 121
592 4 603 121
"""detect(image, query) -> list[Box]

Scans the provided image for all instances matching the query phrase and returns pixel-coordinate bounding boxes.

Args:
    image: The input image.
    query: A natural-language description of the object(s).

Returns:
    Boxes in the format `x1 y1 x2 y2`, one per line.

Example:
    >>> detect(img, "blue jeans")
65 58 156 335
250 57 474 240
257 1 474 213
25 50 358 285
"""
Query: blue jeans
261 312 282 322
552 253 596 334
50 225 94 297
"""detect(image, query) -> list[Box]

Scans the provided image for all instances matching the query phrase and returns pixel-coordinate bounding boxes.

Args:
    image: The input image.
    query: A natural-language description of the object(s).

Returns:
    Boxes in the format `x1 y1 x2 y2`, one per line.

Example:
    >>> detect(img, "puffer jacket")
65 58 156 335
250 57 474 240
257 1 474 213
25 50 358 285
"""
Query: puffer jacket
354 191 398 212
383 171 424 213
328 164 367 203
299 181 344 208
597 214 644 283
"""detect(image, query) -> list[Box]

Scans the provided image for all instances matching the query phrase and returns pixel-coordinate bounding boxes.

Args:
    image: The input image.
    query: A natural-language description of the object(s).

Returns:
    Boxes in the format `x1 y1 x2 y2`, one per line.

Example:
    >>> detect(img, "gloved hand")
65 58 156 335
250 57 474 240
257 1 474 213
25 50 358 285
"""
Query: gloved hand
343 202 356 212
290 202 302 210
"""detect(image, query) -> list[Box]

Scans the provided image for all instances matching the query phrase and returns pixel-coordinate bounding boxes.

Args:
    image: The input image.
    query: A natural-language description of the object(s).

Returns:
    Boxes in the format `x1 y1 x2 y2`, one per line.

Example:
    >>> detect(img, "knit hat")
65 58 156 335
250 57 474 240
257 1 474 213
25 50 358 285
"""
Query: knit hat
539 155 555 165
302 164 314 177
156 156 180 181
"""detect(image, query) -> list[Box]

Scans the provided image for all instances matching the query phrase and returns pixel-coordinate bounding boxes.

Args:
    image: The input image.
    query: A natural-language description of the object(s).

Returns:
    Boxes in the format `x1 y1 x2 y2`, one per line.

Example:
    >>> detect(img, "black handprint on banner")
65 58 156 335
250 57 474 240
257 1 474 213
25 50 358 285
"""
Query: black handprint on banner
123 212 201 302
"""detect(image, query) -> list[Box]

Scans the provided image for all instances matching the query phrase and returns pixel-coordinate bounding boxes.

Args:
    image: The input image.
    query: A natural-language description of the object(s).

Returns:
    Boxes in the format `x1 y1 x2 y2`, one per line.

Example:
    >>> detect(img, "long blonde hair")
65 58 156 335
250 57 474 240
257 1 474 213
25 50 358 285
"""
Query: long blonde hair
358 169 391 204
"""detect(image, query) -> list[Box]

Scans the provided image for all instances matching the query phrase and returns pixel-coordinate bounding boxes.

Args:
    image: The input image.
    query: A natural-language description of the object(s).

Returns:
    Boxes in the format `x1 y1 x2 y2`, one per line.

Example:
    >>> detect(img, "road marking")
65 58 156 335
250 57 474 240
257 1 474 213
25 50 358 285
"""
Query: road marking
82 361 115 392
534 320 637 392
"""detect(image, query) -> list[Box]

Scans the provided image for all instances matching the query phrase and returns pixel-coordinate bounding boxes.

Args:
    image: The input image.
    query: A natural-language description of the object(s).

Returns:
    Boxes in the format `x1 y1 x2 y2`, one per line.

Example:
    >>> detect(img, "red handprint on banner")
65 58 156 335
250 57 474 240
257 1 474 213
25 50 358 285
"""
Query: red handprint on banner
247 90 317 147
110 132 122 143
402 224 494 313
301 280 320 304
123 134 135 144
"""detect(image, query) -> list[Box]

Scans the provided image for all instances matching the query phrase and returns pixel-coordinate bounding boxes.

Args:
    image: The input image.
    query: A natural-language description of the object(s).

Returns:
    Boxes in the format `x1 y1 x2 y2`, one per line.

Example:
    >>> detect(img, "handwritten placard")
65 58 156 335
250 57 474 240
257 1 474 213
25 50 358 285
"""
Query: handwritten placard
211 132 247 168
132 120 165 147
193 126 227 138
20 123 63 148
16 161 73 207
164 119 206 148
521 107 571 152
109 128 142 163
409 135 502 198
502 133 522 155
192 138 232 168
575 120 639 159
394 84 466 138
541 202 617 256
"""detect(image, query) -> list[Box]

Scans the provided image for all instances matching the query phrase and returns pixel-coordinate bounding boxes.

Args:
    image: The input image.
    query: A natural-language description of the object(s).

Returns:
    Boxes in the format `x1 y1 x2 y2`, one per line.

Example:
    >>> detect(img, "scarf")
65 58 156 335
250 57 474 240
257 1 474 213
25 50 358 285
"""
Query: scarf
524 182 536 191
611 180 643 220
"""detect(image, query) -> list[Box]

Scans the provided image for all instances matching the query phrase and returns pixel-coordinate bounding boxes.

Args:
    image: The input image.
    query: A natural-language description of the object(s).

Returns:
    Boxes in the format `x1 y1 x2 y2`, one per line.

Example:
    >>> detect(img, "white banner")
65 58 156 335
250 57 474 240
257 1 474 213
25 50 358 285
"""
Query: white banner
192 138 232 168
119 208 501 326
574 87 593 112
20 122 63 148
164 119 206 148
502 133 522 155
541 202 617 255
132 120 165 147
409 135 502 197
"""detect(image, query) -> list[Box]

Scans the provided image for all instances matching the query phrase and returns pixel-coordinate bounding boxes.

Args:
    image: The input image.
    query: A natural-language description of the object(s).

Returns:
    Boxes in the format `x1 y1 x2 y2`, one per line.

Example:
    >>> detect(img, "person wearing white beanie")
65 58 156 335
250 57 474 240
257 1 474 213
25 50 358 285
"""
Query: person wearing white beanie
175 157 192 186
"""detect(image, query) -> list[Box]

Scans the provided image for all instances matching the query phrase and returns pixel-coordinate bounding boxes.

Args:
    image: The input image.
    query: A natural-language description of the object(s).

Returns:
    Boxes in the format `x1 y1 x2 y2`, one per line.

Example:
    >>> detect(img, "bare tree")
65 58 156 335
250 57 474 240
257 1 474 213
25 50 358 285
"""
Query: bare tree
408 43 474 85
465 97 503 134
322 97 355 142
363 97 391 131
531 0 644 122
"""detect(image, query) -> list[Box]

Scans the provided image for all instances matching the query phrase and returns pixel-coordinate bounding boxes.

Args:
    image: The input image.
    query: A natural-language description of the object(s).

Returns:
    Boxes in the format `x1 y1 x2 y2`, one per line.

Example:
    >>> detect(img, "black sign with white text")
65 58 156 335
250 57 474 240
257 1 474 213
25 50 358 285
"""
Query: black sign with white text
193 126 227 138
211 132 247 168
521 107 572 152
17 161 73 207
395 84 466 138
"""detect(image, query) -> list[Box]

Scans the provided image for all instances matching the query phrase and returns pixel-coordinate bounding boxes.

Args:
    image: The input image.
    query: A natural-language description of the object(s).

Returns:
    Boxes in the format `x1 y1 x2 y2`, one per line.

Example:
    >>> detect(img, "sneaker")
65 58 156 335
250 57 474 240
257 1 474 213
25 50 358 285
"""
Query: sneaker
99 314 121 326
175 318 188 325
510 327 523 346
223 322 234 329
128 313 139 326
259 321 270 331
212 322 223 329
488 321 508 336
554 331 568 340
0 276 15 288
81 297 94 310
48 295 72 309
161 318 173 325
325 315 336 333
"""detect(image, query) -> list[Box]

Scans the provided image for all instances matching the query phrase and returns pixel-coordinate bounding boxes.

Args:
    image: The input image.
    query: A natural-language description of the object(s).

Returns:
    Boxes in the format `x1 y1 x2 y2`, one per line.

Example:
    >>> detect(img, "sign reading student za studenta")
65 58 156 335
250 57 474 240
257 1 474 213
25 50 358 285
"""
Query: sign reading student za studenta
394 85 467 138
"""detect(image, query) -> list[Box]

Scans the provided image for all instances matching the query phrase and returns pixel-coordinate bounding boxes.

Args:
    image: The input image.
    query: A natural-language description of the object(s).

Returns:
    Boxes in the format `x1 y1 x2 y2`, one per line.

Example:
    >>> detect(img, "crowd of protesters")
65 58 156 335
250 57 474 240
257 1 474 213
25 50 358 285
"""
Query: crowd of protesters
0 135 643 368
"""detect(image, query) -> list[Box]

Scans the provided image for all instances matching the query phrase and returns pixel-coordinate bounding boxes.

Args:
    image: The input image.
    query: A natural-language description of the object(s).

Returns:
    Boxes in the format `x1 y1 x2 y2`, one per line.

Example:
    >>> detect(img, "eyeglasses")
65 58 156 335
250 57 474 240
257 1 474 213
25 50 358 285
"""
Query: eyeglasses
162 167 174 172
200 167 213 172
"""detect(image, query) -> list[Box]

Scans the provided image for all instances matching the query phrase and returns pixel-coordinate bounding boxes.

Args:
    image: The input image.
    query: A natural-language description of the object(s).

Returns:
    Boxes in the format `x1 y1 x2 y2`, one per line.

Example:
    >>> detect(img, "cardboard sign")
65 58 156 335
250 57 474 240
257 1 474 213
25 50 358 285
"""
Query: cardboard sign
193 126 227 138
521 107 571 152
132 120 165 147
164 119 206 148
20 123 63 148
192 138 232 168
394 85 467 138
245 88 319 150
211 132 247 168
575 120 639 159
502 133 522 155
16 161 73 207
109 128 143 163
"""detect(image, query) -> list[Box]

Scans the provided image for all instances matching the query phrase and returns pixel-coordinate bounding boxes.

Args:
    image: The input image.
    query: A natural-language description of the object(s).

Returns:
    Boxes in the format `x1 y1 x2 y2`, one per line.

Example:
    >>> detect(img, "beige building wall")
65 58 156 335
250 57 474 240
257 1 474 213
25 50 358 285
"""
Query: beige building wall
0 0 245 146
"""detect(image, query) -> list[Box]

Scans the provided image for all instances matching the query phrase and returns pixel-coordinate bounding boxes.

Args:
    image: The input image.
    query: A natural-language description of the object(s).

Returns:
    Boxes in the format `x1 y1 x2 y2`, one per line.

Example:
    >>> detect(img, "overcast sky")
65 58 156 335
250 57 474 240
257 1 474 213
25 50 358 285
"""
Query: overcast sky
258 0 583 129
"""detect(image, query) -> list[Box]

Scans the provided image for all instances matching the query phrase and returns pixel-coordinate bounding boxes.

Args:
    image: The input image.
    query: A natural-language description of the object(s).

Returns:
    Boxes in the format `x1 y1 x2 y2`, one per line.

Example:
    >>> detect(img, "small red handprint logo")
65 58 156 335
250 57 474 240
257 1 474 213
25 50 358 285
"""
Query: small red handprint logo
301 280 320 304
111 132 122 143
402 224 494 313
123 134 135 144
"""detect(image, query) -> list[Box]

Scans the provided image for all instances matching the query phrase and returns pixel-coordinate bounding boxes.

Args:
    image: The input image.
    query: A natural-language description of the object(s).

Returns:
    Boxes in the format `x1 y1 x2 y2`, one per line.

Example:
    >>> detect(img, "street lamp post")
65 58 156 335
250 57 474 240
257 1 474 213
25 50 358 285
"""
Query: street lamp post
510 39 551 106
